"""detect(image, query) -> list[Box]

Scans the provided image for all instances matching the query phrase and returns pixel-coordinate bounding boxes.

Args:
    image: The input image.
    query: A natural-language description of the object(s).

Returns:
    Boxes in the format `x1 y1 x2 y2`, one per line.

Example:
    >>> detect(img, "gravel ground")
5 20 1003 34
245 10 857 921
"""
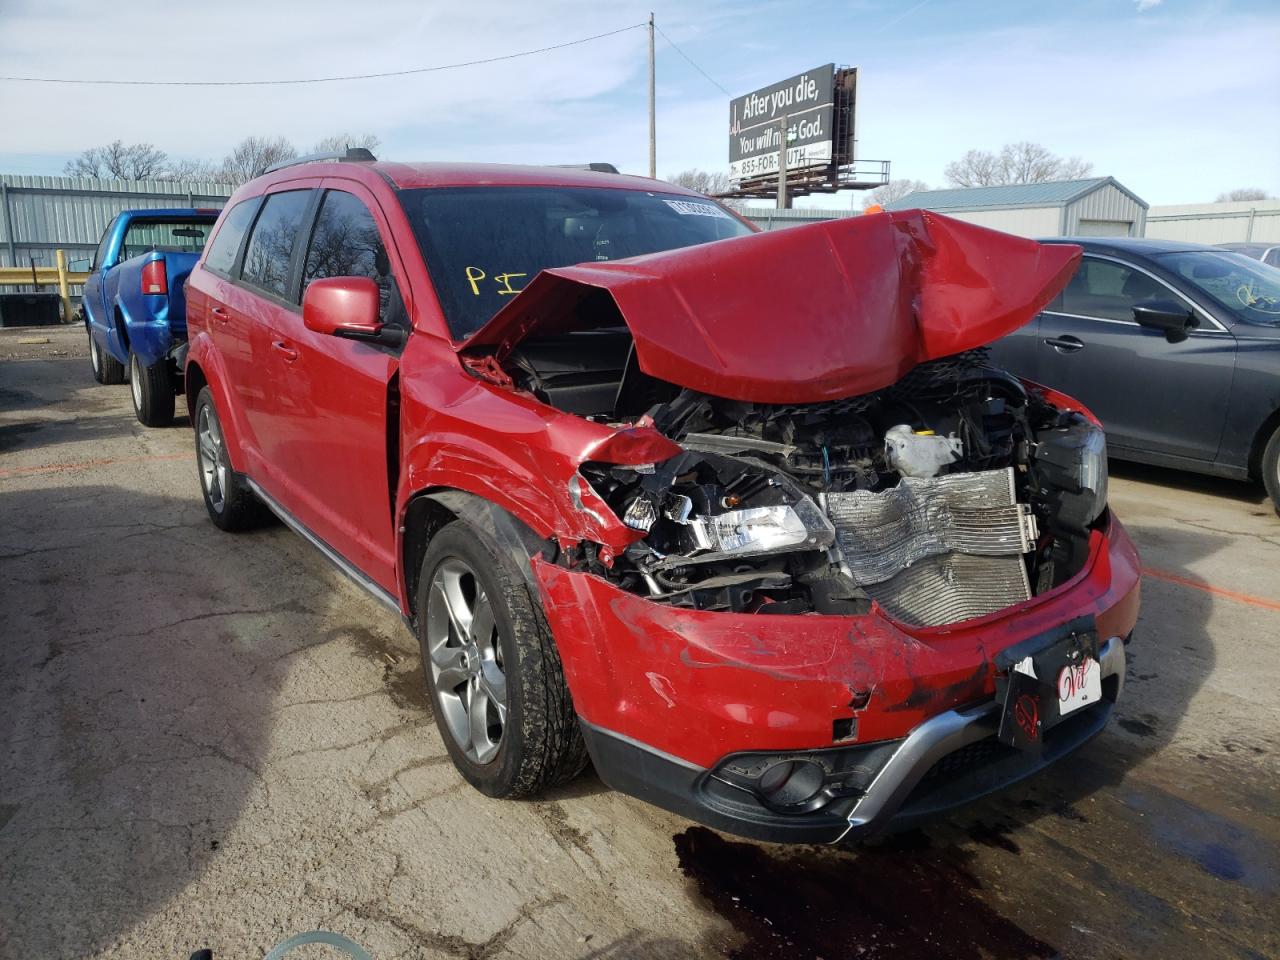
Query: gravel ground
2 324 1277 960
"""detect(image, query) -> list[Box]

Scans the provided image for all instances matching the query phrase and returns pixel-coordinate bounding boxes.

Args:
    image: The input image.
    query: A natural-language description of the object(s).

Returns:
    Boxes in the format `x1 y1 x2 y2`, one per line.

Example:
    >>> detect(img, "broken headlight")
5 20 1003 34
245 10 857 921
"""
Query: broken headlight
1032 418 1109 530
678 501 834 560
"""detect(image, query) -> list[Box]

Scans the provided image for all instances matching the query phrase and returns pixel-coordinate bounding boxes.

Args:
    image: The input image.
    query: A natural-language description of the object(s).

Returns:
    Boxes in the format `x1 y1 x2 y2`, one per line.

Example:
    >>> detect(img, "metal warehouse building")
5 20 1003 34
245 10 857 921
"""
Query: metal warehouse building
885 177 1148 238
0 173 233 272
1145 199 1280 245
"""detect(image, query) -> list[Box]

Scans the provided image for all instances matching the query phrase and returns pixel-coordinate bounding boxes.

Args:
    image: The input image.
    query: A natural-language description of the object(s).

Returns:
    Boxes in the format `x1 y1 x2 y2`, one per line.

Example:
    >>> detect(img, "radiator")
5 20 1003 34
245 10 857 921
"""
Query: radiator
822 468 1038 626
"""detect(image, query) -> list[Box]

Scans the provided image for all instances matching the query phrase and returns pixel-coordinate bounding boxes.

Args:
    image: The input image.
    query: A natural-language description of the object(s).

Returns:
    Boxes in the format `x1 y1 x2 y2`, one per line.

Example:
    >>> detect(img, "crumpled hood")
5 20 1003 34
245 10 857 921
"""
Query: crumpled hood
459 209 1081 405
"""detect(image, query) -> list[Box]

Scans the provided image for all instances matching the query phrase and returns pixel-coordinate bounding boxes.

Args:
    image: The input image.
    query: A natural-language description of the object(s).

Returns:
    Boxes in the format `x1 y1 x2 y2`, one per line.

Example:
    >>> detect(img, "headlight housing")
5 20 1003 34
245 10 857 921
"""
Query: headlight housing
1032 417 1109 530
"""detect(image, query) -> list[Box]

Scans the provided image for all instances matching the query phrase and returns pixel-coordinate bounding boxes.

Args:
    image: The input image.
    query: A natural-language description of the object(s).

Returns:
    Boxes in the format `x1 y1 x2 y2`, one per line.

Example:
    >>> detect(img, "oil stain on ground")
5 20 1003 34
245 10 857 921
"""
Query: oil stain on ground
674 826 1054 960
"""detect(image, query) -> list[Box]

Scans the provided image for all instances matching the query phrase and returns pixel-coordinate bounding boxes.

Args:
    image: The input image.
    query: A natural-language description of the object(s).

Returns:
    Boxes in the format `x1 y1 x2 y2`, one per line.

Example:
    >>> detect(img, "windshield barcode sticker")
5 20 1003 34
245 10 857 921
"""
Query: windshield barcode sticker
663 199 732 219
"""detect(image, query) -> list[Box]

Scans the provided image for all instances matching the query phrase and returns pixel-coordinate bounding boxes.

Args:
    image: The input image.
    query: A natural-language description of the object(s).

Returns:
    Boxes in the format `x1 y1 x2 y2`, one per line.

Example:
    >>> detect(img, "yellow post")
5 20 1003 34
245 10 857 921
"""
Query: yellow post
56 248 72 323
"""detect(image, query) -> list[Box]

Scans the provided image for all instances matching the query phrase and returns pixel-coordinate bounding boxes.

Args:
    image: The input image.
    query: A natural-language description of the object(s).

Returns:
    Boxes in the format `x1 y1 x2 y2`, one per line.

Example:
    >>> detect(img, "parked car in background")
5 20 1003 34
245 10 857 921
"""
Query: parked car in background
82 208 219 425
988 237 1280 512
180 156 1140 844
1218 241 1280 268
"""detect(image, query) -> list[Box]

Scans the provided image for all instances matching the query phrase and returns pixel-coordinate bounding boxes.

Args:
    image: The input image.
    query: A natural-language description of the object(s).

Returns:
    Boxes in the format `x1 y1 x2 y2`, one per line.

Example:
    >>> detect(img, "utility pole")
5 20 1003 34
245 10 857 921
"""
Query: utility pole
776 114 789 209
648 12 656 179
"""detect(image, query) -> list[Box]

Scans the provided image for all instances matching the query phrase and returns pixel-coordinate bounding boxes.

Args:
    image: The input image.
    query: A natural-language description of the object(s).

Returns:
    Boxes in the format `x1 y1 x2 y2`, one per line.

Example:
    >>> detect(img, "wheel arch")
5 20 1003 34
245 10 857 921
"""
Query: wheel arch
184 342 249 473
1246 405 1280 482
401 489 554 623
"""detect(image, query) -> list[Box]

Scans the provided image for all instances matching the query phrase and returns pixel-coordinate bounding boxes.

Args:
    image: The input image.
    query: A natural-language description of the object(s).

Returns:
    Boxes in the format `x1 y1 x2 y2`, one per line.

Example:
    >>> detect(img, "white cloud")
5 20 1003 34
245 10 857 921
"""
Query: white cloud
1135 0 1164 11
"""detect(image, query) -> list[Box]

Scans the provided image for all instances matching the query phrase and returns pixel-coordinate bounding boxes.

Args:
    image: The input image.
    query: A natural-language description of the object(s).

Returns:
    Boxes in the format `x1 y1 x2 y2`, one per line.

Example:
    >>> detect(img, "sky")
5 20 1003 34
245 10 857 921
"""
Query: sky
0 0 1277 208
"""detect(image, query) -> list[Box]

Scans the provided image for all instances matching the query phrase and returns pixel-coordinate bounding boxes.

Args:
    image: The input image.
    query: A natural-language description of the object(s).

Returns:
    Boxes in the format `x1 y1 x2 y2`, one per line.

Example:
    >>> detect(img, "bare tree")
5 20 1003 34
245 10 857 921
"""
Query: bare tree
863 178 931 208
943 149 1004 188
311 132 381 155
668 168 732 196
157 158 221 182
1215 187 1273 202
64 140 169 180
217 136 298 186
944 142 1093 188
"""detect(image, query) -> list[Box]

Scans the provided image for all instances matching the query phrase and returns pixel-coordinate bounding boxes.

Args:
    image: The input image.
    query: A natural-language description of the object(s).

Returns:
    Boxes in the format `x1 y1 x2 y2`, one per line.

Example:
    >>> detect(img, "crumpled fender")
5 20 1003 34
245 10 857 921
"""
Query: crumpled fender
395 333 679 561
460 210 1081 404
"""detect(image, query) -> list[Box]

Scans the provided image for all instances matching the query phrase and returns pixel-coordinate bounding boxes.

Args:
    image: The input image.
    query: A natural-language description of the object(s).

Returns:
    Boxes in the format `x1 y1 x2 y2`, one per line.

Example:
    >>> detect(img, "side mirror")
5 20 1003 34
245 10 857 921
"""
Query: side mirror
1132 298 1199 344
302 276 404 347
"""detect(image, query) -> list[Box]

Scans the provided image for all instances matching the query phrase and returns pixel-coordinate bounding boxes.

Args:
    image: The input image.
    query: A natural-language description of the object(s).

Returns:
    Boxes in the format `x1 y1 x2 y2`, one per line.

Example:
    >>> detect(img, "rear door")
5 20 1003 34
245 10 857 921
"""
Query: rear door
263 181 410 590
229 187 318 491
1034 253 1236 462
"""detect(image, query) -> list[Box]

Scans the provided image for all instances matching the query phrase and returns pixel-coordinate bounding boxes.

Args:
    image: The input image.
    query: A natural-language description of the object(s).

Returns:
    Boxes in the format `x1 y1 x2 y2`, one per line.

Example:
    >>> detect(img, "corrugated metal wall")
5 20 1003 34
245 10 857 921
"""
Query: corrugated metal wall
740 207 854 230
1145 200 1280 244
0 174 234 279
1064 184 1146 236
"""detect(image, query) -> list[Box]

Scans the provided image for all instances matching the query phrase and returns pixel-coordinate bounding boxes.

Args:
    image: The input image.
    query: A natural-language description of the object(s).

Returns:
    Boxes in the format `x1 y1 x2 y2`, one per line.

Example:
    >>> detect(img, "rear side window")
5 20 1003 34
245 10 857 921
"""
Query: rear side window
204 199 261 277
303 190 397 318
241 190 313 299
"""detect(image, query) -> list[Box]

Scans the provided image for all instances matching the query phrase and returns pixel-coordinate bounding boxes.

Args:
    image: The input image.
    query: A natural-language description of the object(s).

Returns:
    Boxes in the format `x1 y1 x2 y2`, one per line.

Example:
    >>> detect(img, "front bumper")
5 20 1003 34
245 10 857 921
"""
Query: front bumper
536 514 1141 843
580 635 1125 844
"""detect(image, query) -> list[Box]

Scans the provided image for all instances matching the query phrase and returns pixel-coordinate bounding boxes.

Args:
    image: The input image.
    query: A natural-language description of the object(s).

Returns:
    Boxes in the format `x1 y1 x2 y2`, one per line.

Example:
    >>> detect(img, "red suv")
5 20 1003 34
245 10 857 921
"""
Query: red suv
184 156 1140 843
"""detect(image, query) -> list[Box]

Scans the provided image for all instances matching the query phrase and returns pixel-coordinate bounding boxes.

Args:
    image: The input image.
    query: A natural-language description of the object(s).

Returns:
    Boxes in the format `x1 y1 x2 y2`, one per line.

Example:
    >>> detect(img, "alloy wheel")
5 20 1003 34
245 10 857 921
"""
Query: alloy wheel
425 557 508 764
196 403 227 514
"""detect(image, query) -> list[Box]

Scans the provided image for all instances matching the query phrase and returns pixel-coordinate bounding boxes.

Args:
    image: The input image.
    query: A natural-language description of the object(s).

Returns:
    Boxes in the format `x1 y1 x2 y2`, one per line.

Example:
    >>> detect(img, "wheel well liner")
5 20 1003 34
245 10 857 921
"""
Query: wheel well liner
402 490 555 621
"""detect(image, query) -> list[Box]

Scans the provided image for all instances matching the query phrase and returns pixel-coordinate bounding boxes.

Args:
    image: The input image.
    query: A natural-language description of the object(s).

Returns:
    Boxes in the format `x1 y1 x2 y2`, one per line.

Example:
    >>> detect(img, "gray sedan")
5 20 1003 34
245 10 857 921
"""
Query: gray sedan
988 237 1280 512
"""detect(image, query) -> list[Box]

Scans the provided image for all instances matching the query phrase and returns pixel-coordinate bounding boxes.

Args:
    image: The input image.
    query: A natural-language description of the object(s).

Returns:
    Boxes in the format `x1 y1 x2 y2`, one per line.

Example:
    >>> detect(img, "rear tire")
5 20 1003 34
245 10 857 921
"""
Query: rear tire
1262 424 1280 517
89 329 126 385
130 352 176 427
416 522 587 798
193 386 270 531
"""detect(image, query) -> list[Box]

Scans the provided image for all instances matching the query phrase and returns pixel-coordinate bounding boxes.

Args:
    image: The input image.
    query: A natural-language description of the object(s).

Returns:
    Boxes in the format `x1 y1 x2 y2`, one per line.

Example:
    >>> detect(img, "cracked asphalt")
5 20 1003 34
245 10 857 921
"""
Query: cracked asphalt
2 325 1278 960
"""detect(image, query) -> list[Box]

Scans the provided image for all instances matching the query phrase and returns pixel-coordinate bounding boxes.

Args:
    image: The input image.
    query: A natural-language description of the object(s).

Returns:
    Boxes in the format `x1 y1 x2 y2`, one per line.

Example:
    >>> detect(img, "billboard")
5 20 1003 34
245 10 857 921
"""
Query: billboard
729 64 836 184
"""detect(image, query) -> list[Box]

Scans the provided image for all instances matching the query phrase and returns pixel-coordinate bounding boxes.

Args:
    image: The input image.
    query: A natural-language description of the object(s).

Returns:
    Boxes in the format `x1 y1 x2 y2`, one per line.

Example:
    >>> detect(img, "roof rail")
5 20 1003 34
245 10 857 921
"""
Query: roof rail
550 162 620 174
264 147 377 175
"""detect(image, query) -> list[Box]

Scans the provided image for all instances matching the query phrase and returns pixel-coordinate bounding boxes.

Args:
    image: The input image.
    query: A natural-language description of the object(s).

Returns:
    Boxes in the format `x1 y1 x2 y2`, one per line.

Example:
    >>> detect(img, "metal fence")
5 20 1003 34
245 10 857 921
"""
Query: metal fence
0 174 234 292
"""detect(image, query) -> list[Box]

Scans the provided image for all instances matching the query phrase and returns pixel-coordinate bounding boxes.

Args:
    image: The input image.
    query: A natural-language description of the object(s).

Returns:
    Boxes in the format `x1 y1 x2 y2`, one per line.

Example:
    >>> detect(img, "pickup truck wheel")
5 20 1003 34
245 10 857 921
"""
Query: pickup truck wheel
194 386 269 531
417 522 587 798
1263 424 1280 516
89 331 126 385
130 352 175 426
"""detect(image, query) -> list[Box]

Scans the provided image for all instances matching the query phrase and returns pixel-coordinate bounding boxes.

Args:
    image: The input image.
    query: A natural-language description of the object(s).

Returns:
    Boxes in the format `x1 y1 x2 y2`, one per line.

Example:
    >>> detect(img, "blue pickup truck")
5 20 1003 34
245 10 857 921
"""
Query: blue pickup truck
83 208 220 425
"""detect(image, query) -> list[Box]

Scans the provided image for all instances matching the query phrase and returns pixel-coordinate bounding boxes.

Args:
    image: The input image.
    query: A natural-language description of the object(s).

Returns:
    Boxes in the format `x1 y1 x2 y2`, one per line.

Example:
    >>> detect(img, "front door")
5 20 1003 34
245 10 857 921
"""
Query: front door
263 182 409 592
1034 254 1236 463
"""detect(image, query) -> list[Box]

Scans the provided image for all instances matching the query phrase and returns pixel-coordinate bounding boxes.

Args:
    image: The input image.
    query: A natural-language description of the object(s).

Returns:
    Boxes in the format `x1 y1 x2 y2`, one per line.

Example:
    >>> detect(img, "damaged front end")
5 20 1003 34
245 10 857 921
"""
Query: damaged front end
577 352 1109 626
450 210 1138 841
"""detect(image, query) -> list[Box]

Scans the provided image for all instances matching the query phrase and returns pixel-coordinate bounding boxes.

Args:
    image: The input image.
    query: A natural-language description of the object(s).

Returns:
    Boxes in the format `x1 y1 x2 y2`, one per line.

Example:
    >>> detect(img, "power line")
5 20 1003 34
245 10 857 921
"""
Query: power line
654 24 730 97
0 22 647 87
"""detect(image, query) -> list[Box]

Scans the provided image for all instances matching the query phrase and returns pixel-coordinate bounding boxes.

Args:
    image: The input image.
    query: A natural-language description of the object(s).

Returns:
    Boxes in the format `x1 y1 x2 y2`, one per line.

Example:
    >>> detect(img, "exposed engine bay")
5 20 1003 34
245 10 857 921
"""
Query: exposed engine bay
504 334 1108 627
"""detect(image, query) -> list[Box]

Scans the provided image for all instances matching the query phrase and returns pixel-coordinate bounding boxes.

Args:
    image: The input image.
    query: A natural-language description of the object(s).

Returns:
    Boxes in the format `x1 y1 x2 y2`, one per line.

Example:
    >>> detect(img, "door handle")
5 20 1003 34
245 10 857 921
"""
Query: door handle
271 340 299 362
1044 335 1084 353
211 306 229 323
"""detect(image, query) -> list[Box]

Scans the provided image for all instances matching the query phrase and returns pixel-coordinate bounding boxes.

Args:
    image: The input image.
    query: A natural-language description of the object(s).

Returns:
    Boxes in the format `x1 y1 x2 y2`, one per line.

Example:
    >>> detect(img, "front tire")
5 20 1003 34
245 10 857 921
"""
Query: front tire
417 522 587 798
1262 424 1280 516
130 352 175 426
193 386 269 531
89 329 126 385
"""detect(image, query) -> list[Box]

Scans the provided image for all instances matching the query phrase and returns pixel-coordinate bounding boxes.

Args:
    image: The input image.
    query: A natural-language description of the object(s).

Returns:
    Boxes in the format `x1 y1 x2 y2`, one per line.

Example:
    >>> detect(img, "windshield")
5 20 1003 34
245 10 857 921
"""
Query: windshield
1156 250 1280 325
120 218 215 260
399 186 754 338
